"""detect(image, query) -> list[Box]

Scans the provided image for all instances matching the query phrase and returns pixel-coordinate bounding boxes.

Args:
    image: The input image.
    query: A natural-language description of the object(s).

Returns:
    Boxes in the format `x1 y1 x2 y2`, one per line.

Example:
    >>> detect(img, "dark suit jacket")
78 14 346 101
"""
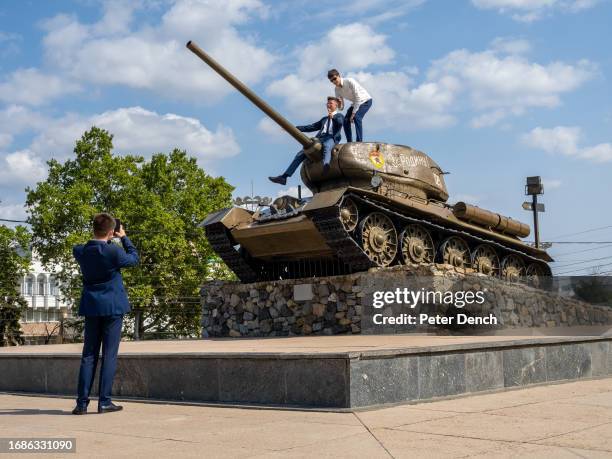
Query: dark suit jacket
297 112 344 144
73 237 139 316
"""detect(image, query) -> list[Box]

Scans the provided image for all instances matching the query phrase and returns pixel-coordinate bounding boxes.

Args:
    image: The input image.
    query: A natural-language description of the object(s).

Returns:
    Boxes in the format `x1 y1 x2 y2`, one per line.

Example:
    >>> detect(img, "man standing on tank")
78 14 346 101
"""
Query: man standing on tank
328 69 372 143
269 96 344 185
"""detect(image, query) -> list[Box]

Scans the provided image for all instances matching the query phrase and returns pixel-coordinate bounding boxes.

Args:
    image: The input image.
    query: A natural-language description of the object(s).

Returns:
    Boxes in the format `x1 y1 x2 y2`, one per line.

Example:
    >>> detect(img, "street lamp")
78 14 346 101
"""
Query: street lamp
59 310 68 344
523 176 545 248
233 196 273 211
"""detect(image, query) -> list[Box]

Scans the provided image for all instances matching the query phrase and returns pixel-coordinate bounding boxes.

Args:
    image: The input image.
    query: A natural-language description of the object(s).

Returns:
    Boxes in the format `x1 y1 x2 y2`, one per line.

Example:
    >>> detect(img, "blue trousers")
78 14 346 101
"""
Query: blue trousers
344 98 372 142
76 315 123 408
283 135 336 177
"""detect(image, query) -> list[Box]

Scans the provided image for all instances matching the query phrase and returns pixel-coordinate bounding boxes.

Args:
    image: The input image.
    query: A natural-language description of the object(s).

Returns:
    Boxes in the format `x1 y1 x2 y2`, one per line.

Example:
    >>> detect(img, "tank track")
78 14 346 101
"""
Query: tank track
347 192 550 269
205 222 260 283
305 205 374 272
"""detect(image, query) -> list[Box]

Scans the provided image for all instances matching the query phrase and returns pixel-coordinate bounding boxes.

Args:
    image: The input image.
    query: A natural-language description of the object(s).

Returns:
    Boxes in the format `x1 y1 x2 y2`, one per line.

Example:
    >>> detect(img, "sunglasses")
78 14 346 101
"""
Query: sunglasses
329 76 339 82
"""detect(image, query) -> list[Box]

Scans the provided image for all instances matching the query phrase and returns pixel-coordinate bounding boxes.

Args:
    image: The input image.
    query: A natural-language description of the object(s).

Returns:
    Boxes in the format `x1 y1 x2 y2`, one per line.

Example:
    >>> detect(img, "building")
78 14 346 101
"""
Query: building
18 255 73 345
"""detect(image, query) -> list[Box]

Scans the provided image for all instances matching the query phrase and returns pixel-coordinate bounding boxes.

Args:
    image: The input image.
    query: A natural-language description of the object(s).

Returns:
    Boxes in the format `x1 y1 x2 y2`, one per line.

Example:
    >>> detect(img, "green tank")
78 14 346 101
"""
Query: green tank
187 41 553 286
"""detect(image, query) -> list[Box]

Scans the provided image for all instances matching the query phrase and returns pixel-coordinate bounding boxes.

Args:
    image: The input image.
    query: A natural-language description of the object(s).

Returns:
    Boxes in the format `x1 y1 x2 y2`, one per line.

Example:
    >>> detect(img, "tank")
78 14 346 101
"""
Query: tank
187 41 553 286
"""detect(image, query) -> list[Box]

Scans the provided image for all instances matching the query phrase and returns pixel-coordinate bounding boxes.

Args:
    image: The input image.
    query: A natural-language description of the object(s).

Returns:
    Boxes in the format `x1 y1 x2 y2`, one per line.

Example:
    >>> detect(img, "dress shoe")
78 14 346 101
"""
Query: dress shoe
268 175 287 185
72 405 87 415
98 402 123 414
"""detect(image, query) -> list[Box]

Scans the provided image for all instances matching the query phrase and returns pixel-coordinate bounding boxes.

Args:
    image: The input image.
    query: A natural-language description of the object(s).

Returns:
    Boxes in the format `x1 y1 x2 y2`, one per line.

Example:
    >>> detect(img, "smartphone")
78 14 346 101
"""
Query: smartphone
114 218 122 233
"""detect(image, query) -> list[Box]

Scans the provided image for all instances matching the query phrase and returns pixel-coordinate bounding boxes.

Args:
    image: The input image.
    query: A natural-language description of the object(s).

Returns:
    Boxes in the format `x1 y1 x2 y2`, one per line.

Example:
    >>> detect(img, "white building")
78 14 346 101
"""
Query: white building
18 255 72 343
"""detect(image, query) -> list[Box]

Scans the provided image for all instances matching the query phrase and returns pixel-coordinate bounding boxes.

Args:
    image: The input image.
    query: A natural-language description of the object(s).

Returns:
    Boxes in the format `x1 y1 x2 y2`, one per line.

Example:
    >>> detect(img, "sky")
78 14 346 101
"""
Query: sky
0 0 611 275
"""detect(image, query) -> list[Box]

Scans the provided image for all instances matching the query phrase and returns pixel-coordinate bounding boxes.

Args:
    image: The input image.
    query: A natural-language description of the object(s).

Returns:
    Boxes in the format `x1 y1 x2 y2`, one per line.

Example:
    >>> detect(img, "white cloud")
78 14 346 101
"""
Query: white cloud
28 106 240 162
256 117 293 143
267 22 458 131
521 126 580 155
296 0 426 26
0 31 21 57
471 0 599 21
0 134 13 149
490 37 531 54
429 50 595 112
0 106 240 191
267 75 331 121
427 48 595 127
0 150 47 187
268 70 457 131
542 178 562 190
521 126 612 163
581 143 612 162
40 0 276 101
0 68 80 106
268 27 593 133
0 105 48 138
470 109 508 128
298 23 394 78
350 71 458 130
0 202 27 222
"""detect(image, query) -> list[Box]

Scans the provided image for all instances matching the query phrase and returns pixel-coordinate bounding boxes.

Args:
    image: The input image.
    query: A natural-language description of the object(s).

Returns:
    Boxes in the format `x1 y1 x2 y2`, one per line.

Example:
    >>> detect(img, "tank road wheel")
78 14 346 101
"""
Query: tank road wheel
400 224 435 264
440 236 470 269
501 255 525 282
471 244 500 277
526 262 552 289
340 197 359 232
358 212 398 267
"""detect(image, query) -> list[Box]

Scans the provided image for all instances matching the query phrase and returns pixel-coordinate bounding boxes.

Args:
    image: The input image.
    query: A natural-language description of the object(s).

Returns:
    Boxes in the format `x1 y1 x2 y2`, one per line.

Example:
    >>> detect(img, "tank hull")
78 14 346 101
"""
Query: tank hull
202 186 552 284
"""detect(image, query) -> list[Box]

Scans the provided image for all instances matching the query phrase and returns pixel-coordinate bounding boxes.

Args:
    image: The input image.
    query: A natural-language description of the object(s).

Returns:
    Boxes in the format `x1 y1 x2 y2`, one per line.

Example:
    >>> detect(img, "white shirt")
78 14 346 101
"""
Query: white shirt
321 110 338 135
334 77 372 115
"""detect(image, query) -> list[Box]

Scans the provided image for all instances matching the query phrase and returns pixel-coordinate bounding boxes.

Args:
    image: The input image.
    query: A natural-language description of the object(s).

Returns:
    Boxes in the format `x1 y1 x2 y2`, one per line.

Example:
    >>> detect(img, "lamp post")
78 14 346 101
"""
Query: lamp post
523 176 545 249
59 310 68 344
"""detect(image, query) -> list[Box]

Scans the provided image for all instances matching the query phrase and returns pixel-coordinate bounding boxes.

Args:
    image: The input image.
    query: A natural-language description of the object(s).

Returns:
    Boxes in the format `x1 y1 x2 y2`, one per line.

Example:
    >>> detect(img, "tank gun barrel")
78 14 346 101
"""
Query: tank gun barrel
186 40 315 150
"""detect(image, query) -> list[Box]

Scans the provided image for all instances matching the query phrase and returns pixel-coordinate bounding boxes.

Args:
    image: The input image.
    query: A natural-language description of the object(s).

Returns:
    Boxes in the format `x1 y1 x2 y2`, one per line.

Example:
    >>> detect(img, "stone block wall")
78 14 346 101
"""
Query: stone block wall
200 264 612 337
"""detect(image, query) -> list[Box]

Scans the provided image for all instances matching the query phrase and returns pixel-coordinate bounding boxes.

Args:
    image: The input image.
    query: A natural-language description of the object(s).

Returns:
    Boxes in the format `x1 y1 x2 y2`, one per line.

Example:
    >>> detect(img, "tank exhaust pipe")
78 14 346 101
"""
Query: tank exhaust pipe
186 40 320 156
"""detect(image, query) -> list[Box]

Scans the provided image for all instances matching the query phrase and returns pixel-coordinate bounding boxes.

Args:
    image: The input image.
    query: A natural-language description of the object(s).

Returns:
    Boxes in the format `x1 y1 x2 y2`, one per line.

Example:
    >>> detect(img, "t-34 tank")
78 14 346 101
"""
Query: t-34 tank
187 41 553 285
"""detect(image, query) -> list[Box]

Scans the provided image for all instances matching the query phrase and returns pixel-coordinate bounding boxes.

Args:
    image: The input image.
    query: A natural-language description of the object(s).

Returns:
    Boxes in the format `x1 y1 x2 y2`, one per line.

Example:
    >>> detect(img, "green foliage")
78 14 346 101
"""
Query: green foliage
0 224 31 346
573 277 612 306
26 127 235 338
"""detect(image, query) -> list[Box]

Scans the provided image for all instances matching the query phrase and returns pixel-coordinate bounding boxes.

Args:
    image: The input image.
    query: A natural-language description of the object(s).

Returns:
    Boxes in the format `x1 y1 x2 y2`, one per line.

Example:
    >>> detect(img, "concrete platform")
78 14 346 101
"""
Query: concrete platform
1 334 611 409
2 378 612 458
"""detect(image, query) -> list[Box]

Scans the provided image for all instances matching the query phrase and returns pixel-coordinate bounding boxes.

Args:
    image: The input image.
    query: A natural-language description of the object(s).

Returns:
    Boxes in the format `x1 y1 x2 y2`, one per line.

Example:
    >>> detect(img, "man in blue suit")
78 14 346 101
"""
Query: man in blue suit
72 213 139 415
269 97 344 185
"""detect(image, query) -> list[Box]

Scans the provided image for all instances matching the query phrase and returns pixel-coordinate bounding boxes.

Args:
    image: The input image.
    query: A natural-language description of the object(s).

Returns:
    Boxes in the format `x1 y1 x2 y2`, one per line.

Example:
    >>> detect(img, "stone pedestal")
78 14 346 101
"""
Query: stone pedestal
201 264 612 338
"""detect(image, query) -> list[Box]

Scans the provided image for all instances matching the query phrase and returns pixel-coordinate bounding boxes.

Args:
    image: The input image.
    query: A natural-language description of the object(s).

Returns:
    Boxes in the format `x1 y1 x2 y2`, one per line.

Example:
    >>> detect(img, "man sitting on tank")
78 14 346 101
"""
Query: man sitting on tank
269 97 344 185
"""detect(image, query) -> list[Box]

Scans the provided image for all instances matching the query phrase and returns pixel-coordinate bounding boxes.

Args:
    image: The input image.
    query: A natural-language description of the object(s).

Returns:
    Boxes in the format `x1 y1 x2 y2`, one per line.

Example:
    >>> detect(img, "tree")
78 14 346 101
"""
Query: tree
26 127 235 338
0 224 31 346
573 276 612 306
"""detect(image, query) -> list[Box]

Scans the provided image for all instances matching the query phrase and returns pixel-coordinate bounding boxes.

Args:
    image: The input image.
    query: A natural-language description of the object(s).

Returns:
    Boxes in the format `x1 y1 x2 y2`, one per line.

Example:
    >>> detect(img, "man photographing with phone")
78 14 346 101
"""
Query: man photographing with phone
72 213 139 415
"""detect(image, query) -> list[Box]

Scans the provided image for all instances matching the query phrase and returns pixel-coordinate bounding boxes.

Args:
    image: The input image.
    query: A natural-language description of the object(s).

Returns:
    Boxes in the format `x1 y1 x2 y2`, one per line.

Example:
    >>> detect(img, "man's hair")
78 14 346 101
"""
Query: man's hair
327 69 340 79
93 213 116 238
327 96 340 104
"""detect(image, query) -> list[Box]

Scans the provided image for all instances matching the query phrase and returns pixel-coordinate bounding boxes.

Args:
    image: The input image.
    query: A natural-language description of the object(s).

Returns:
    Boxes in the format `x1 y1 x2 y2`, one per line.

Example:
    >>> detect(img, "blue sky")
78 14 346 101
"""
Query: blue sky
1 0 611 274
